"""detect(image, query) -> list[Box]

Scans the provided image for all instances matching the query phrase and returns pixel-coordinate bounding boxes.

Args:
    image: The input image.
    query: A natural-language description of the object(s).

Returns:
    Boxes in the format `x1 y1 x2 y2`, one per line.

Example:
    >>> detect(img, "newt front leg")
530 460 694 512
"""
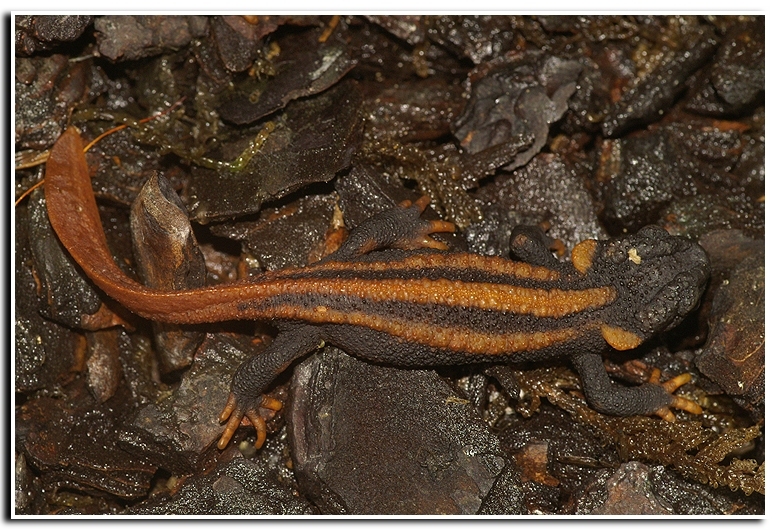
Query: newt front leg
571 352 701 420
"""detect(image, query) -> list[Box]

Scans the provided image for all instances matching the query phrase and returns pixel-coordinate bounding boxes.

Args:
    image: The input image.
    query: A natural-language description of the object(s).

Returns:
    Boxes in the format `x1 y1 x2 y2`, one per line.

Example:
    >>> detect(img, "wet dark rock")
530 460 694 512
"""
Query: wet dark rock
364 15 426 45
266 15 323 35
497 405 615 514
454 52 582 170
467 153 606 257
686 20 764 117
426 15 519 64
27 189 103 329
15 452 47 515
558 56 614 135
361 75 532 228
130 174 206 372
649 464 764 515
476 466 529 515
15 15 93 56
698 229 764 278
366 15 519 64
733 118 765 194
597 123 744 231
576 460 763 515
289 347 511 514
85 329 124 403
132 53 189 117
210 16 262 73
115 332 162 408
127 456 315 515
536 15 640 43
670 122 745 177
219 27 357 125
579 461 675 515
660 192 764 241
15 54 92 150
362 135 531 230
696 246 764 419
189 80 363 222
19 387 157 500
363 79 467 143
211 193 338 271
191 27 232 83
651 120 762 239
84 127 166 207
348 17 466 82
120 333 256 474
15 203 79 393
26 15 90 43
95 15 207 61
205 16 322 76
601 26 719 137
14 312 77 393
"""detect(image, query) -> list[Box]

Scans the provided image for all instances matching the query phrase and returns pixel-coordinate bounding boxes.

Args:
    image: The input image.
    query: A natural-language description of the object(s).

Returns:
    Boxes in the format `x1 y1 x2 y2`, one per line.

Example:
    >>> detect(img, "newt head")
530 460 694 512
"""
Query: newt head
572 225 710 351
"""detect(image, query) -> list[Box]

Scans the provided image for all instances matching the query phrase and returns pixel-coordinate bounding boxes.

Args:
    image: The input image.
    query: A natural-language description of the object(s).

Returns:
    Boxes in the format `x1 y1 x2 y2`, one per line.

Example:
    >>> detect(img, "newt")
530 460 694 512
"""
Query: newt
44 127 709 450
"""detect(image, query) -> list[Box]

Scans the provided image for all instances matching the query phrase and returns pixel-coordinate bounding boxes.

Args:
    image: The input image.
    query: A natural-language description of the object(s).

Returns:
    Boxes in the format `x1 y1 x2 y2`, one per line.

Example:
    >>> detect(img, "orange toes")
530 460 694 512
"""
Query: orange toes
661 372 692 393
219 393 238 423
654 407 676 422
428 219 457 234
670 395 703 415
217 411 243 450
415 219 455 250
245 409 269 448
259 394 283 412
392 196 457 251
418 236 449 251
217 393 284 450
412 195 431 212
650 372 701 422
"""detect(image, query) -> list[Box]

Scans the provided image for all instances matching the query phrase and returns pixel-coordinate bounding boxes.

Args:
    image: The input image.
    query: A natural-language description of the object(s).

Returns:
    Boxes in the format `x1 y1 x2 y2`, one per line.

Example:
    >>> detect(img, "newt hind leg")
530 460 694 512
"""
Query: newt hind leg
217 324 321 449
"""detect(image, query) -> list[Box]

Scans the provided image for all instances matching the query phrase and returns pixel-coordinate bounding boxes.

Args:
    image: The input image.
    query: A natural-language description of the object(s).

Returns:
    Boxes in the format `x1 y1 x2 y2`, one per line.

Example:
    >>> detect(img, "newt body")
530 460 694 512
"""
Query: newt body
44 127 709 450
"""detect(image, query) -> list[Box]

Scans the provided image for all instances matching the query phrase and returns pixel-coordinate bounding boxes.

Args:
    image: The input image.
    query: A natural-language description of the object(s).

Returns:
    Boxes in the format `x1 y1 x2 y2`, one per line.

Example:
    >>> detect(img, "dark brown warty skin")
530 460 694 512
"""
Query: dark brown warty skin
44 127 709 450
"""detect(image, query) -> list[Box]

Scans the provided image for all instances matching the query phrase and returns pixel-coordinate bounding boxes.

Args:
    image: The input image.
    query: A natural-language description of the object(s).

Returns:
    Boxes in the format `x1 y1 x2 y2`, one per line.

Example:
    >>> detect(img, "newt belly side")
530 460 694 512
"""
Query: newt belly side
44 127 710 450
